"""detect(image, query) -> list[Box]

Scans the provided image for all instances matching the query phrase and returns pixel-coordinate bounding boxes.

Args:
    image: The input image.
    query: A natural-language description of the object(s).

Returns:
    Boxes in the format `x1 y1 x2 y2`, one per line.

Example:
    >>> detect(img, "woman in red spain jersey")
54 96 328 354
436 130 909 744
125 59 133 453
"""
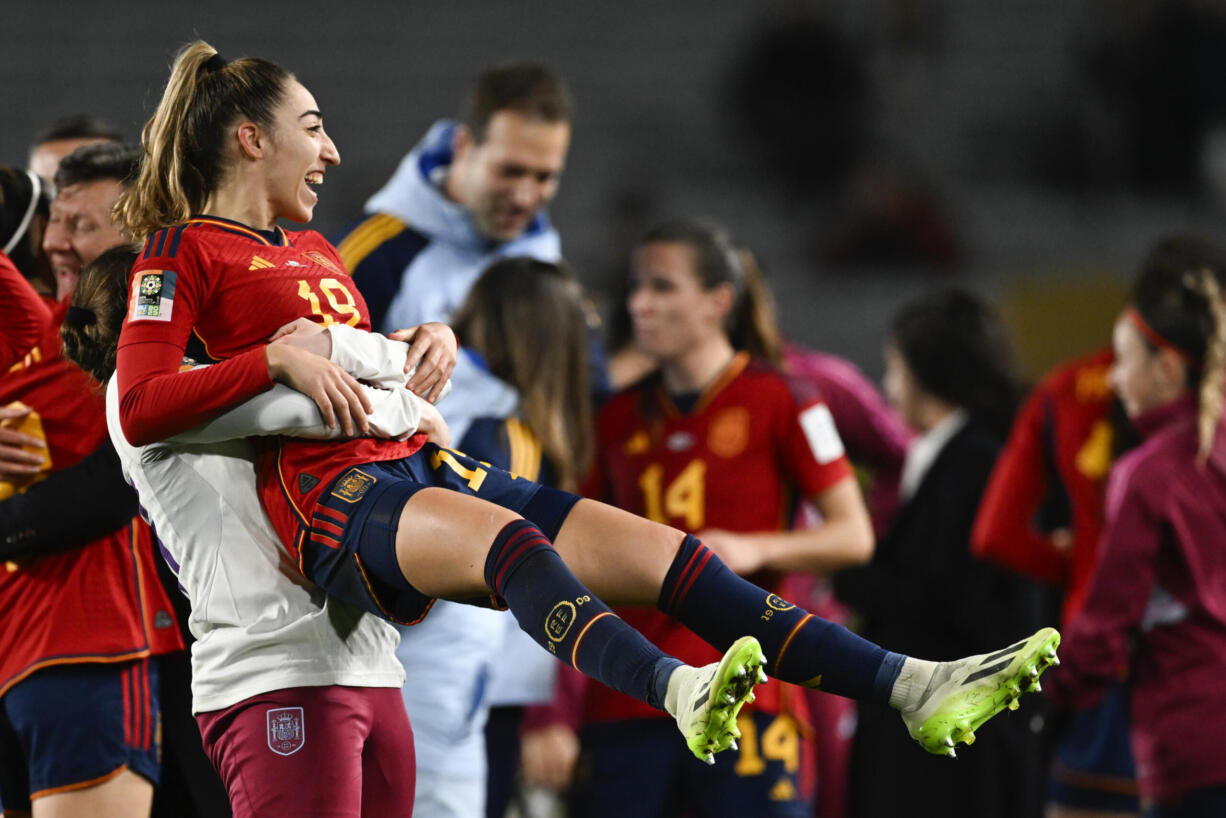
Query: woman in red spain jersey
113 41 1057 801
566 218 877 817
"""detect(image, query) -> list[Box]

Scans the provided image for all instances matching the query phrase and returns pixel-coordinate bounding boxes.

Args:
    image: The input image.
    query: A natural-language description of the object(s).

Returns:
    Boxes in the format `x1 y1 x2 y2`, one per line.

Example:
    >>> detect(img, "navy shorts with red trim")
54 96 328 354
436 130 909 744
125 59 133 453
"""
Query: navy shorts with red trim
0 658 160 810
301 444 579 626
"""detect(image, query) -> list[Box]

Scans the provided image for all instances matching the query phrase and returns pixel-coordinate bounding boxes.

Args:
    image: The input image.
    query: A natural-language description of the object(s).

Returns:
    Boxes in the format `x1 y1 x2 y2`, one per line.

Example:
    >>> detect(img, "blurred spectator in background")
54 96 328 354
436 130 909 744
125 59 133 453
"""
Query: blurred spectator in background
1047 259 1226 818
836 288 1045 818
27 114 122 187
975 234 1226 817
334 62 571 333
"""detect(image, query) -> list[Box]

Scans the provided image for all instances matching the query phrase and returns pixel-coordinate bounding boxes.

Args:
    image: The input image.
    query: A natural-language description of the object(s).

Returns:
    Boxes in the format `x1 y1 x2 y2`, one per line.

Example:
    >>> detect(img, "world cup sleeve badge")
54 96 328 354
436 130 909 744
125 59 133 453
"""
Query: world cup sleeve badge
267 707 305 756
130 270 177 322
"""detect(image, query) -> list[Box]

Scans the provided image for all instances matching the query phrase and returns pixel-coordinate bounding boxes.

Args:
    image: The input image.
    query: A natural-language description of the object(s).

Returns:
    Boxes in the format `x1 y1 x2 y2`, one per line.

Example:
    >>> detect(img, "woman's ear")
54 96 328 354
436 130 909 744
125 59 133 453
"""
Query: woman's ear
1156 346 1191 394
710 281 736 321
236 121 265 161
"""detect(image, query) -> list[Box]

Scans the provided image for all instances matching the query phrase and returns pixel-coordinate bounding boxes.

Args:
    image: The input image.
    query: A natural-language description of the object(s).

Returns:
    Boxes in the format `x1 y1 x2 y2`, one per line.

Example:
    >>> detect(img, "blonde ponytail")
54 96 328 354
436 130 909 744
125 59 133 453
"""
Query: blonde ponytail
1189 269 1226 463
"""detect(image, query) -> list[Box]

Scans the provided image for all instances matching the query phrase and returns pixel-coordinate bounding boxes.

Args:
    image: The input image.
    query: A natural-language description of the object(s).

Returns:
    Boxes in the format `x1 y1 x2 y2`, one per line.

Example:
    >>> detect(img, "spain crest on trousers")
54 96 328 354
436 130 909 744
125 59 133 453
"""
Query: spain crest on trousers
267 707 305 756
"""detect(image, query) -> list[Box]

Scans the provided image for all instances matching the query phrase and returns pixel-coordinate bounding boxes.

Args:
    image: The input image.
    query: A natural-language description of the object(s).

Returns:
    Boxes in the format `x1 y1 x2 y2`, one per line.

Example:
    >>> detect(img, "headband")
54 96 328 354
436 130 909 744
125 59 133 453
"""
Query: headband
1126 305 1197 362
2 170 42 257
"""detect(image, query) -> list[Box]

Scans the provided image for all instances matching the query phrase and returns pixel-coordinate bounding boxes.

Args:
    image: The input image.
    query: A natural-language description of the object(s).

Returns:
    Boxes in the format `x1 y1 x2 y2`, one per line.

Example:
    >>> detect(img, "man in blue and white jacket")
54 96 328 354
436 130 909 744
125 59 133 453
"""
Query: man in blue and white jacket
335 62 571 334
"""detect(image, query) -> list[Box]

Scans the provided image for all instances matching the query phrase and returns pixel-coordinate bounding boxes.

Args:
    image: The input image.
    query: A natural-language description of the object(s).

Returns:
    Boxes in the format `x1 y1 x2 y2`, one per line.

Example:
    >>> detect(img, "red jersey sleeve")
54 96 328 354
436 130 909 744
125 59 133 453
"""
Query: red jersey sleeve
971 383 1069 584
0 252 51 370
116 233 273 445
778 379 854 499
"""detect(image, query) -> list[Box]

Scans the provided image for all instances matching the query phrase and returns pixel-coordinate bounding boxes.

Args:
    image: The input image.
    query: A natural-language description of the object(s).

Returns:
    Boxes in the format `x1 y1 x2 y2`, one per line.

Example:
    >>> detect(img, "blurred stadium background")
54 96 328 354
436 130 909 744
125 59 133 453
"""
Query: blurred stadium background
6 0 1223 379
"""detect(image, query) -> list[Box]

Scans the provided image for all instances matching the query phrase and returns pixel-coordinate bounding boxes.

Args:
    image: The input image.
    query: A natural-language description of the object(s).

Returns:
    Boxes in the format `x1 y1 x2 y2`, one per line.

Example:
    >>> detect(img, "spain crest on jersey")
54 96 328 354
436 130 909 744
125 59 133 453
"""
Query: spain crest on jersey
302 249 345 277
267 707 305 756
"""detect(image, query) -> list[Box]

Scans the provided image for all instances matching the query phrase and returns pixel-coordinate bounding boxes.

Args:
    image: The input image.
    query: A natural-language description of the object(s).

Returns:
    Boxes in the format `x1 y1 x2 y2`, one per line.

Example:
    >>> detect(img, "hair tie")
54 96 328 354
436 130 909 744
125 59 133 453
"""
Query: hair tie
65 305 97 329
203 53 228 74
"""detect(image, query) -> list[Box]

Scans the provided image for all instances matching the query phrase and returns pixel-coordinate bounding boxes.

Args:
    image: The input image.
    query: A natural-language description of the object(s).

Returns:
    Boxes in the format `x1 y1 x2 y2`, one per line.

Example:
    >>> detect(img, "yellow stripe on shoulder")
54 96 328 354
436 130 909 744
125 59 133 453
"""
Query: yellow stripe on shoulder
336 213 407 272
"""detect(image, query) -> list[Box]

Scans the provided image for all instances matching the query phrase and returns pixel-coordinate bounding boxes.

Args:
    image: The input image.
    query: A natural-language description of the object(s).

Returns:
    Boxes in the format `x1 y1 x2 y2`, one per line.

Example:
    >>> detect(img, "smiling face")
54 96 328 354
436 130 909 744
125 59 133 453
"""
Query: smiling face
446 110 570 242
627 241 731 362
42 178 127 300
262 79 340 224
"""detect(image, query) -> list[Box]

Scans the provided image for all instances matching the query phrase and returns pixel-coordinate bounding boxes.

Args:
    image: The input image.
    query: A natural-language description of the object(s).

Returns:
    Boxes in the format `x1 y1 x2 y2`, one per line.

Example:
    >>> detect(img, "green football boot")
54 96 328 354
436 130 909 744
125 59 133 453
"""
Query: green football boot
670 635 768 764
901 627 1061 757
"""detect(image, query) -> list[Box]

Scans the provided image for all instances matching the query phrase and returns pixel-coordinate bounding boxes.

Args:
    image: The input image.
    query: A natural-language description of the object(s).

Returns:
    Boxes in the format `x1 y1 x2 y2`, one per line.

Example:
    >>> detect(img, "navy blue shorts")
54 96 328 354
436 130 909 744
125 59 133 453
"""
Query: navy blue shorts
301 444 579 625
0 658 160 810
1048 682 1138 812
573 711 814 818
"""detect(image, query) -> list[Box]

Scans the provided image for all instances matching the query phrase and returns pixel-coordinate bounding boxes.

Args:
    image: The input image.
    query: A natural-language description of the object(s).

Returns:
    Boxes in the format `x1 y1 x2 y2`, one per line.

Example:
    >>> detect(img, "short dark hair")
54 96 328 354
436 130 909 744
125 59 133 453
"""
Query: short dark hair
461 63 573 142
54 143 142 191
31 114 122 149
890 288 1021 433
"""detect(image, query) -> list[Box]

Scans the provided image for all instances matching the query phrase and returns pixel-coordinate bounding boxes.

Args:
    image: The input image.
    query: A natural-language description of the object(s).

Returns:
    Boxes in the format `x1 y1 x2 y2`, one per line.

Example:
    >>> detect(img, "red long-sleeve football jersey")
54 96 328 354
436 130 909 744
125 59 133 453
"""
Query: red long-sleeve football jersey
117 217 425 560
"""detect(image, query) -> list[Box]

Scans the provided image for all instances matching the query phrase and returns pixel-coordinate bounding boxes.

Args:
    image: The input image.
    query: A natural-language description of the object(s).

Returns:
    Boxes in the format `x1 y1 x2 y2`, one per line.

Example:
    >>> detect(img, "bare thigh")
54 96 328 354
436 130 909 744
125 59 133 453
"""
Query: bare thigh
33 769 151 818
394 491 685 606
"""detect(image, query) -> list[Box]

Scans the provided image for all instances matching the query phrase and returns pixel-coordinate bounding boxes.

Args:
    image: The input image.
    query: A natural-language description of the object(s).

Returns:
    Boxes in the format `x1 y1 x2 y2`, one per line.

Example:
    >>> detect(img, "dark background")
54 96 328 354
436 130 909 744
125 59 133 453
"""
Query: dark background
7 0 1226 379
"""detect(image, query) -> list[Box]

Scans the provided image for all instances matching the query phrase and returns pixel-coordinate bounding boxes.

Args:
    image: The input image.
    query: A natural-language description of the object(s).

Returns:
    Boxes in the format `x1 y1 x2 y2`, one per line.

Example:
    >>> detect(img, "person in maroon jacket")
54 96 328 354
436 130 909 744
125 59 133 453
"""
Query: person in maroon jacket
973 234 1226 817
1046 263 1226 817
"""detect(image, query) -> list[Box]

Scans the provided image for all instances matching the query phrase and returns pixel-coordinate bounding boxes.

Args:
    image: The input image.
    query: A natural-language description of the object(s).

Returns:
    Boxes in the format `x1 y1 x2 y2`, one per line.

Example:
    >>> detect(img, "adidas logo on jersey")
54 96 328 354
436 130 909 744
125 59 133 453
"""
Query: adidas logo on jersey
249 255 275 271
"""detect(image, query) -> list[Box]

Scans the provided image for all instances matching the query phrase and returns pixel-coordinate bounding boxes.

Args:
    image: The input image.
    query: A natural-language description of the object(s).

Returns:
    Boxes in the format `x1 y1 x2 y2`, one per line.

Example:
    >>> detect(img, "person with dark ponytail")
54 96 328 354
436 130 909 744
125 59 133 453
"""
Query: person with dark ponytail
1047 267 1226 817
114 41 1056 817
836 288 1048 818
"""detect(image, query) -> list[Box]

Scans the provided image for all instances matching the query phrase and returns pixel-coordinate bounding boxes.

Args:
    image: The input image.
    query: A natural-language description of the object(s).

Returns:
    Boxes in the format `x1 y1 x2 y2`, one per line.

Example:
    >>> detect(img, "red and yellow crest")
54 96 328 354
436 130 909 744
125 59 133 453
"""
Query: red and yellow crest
302 250 345 277
708 407 750 458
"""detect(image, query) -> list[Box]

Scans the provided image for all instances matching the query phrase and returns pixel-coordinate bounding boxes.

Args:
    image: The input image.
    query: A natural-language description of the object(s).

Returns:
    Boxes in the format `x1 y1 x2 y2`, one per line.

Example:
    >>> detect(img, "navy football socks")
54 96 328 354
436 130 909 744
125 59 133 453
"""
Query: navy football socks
659 535 904 703
484 519 681 710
